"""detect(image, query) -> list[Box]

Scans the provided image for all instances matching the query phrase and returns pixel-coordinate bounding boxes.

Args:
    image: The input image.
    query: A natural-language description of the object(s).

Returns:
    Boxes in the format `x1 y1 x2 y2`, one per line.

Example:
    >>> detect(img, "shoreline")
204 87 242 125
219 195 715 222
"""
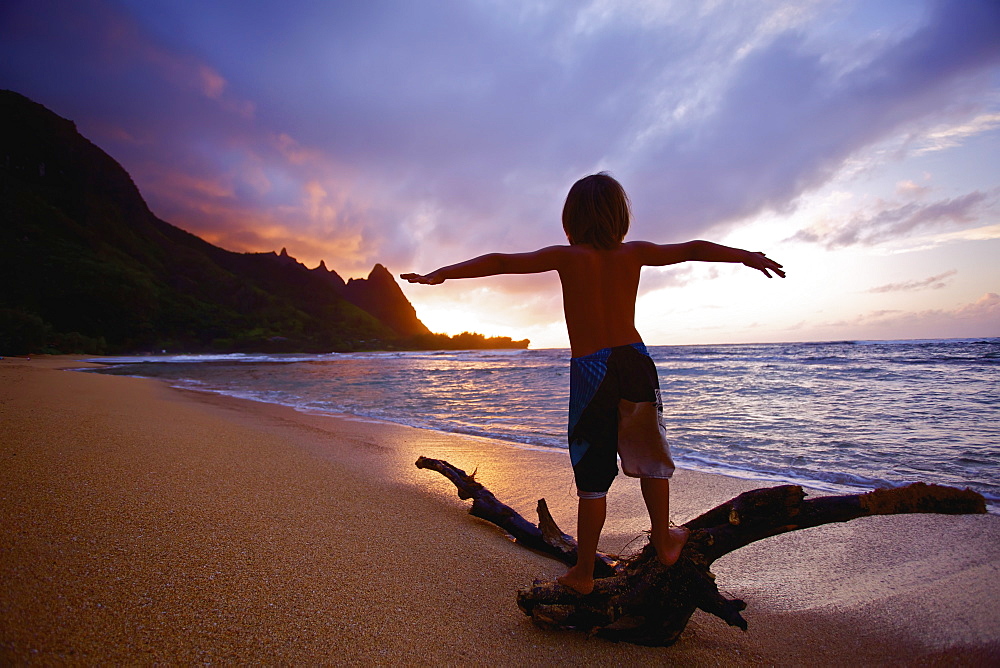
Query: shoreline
79 342 1000 511
2 356 998 664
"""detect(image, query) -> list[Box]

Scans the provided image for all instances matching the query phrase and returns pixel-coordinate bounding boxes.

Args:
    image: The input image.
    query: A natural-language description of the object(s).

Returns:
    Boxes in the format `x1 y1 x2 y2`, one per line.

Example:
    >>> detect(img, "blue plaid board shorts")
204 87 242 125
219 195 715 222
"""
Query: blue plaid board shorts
568 343 675 499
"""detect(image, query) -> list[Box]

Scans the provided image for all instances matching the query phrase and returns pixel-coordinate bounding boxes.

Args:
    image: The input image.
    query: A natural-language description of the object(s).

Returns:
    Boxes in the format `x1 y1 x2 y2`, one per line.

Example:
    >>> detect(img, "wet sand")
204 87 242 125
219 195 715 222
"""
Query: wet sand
2 356 998 665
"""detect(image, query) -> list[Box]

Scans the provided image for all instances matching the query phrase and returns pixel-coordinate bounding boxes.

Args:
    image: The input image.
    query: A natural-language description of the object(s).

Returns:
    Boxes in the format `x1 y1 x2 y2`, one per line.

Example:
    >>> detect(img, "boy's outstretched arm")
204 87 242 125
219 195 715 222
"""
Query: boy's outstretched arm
401 246 566 285
634 240 786 278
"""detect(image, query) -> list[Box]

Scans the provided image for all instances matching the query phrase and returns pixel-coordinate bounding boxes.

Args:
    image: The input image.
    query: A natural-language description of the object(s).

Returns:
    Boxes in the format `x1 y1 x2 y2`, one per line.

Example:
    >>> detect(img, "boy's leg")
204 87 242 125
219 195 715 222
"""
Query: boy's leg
557 495 606 595
640 477 688 566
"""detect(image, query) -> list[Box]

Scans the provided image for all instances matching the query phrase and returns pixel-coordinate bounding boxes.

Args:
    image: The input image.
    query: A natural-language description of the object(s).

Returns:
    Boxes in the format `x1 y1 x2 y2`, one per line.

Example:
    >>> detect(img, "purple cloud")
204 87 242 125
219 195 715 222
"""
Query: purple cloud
792 190 991 248
866 270 958 294
1 0 998 276
624 0 1000 241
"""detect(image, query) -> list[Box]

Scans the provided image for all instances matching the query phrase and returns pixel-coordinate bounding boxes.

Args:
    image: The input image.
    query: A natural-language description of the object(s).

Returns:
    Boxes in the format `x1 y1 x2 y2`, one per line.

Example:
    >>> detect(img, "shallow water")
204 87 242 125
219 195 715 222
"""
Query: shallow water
89 338 1000 507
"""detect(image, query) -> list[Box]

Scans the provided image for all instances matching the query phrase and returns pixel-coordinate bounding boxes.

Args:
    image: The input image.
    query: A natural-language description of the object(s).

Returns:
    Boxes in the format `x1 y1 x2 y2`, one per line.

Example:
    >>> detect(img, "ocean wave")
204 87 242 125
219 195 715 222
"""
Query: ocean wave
85 338 999 513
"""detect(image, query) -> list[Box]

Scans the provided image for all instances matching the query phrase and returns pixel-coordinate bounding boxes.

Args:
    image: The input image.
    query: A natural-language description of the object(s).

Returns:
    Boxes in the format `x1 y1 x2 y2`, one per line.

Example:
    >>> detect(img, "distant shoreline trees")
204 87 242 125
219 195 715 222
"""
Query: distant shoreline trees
399 331 530 351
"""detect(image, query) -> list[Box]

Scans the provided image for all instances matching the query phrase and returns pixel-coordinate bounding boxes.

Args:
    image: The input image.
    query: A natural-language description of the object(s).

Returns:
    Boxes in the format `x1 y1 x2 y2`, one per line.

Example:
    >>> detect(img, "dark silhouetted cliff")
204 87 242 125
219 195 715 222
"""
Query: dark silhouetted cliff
0 90 464 354
344 263 430 338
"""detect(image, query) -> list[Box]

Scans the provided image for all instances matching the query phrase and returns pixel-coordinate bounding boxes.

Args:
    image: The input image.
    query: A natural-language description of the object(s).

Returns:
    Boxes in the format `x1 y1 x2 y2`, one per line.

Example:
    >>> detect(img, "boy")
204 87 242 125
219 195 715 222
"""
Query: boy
401 173 785 595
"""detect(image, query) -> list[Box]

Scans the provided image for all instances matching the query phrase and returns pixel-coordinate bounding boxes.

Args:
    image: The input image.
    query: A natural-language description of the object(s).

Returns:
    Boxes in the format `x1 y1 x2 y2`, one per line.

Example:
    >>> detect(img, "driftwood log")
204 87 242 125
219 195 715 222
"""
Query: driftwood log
415 455 987 647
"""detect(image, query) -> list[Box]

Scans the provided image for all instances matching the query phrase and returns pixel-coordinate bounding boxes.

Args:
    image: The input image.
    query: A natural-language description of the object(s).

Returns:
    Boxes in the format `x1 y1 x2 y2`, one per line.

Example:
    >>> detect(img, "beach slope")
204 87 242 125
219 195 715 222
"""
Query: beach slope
1 357 997 664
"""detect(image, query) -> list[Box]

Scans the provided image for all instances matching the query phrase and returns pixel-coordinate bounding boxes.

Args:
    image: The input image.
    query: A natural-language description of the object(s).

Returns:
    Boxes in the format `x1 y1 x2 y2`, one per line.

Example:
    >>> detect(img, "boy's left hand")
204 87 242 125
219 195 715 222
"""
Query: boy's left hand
743 252 785 278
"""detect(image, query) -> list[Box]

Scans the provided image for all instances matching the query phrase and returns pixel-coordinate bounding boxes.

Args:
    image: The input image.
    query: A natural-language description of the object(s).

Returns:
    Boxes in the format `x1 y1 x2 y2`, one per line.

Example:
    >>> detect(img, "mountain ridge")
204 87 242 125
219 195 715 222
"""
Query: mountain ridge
0 90 528 354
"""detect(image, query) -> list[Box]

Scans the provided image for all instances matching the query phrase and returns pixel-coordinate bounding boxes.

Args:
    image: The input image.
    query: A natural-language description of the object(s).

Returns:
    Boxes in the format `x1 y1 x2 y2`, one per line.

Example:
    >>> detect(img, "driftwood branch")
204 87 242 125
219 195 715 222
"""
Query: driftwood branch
417 456 986 646
689 482 986 562
415 456 616 577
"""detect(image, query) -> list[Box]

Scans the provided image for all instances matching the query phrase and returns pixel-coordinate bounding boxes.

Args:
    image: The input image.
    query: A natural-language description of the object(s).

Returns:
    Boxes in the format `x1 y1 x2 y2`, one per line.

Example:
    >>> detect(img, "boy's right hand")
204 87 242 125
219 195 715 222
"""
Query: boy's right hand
400 272 444 285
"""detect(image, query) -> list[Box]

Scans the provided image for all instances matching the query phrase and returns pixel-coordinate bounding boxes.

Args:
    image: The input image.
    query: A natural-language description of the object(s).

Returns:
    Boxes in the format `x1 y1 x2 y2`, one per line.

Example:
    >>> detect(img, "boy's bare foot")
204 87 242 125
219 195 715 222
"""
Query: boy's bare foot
653 526 689 567
557 565 594 595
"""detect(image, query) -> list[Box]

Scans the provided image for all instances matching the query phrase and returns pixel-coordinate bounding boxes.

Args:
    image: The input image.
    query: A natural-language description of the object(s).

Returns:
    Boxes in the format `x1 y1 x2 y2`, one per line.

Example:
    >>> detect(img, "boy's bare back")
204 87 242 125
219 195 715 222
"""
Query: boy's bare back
550 242 643 358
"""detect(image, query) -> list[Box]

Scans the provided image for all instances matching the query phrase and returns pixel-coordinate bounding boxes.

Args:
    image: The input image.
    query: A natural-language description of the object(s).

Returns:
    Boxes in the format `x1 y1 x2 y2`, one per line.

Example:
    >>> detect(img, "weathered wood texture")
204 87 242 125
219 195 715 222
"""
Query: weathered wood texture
415 456 616 577
417 456 986 647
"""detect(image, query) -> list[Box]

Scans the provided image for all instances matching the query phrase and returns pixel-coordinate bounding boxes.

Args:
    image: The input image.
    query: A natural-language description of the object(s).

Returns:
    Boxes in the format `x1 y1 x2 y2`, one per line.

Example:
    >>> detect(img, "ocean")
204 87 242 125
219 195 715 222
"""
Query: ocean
87 338 1000 509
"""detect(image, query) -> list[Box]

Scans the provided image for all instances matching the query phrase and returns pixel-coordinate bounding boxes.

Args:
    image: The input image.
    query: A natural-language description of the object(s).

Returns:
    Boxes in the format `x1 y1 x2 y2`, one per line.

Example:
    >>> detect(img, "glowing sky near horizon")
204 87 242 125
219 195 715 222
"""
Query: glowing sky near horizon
2 0 998 347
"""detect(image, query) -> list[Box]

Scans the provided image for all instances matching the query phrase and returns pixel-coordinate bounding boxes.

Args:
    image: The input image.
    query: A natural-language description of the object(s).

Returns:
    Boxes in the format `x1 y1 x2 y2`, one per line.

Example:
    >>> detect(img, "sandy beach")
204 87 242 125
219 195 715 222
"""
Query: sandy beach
2 356 998 665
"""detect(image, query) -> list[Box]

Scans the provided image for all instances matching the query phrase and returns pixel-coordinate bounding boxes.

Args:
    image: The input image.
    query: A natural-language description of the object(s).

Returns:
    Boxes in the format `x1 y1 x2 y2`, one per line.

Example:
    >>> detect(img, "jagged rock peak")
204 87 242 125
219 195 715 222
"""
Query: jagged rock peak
367 263 393 280
275 246 302 266
342 262 430 337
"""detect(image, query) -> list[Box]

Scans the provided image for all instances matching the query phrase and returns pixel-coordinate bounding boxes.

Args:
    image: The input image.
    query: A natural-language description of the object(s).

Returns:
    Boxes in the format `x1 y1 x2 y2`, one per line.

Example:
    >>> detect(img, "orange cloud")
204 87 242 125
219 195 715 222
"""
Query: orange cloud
136 160 376 274
197 65 226 99
152 170 236 200
97 8 255 119
274 133 328 166
954 292 1000 320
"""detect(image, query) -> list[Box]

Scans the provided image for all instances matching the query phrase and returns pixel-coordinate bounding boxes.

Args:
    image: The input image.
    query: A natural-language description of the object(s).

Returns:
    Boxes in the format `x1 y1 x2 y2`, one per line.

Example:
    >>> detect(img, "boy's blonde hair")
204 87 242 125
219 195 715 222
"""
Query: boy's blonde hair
562 172 631 249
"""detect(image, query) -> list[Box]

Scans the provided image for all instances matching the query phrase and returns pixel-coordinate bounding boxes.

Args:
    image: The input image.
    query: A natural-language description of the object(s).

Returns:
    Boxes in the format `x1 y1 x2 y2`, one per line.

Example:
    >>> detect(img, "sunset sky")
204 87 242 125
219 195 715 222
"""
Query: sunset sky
2 0 998 348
